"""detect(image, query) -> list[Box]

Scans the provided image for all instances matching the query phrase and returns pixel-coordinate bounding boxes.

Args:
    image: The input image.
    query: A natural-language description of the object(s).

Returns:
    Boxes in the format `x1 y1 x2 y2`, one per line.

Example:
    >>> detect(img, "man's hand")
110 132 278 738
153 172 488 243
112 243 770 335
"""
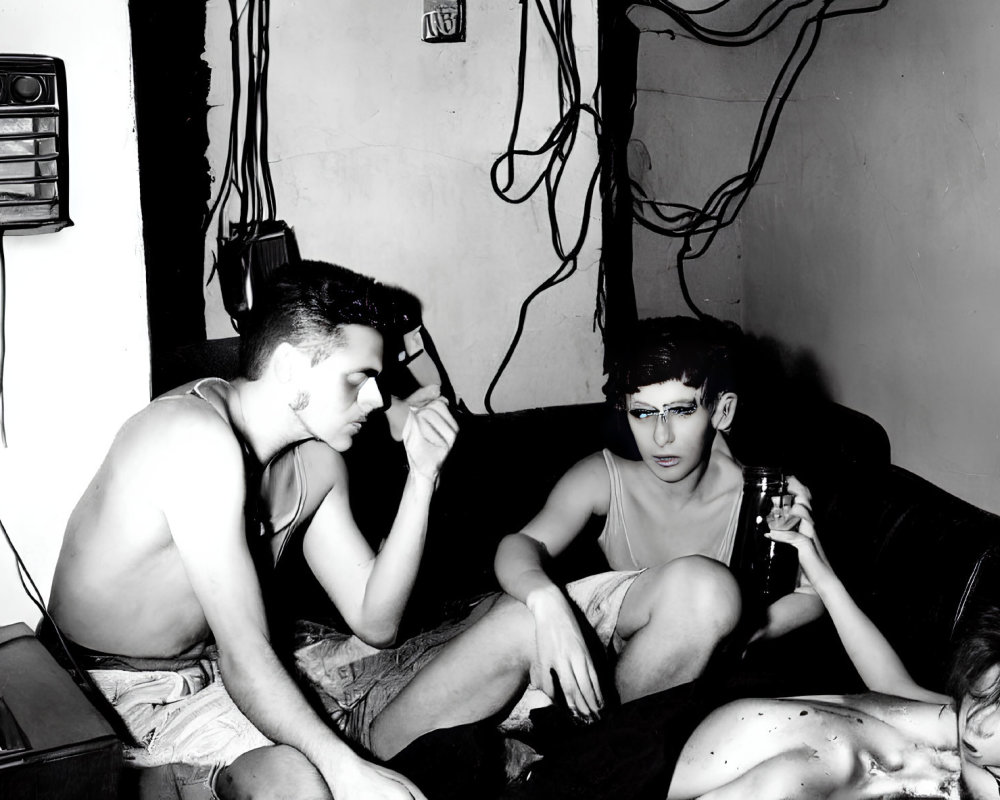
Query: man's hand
328 757 428 800
765 475 834 590
527 586 604 723
385 385 442 441
399 386 458 482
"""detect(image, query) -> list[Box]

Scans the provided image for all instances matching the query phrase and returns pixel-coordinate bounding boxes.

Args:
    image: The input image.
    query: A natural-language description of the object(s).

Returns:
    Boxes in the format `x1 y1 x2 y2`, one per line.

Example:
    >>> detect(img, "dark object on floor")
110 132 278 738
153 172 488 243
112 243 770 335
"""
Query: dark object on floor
0 622 122 799
501 684 711 800
386 719 508 800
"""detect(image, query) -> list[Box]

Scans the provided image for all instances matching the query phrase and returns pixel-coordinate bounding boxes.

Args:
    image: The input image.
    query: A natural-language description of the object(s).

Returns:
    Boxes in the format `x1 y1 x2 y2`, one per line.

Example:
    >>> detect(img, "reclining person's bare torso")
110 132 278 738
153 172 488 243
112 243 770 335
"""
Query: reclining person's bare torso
671 693 960 800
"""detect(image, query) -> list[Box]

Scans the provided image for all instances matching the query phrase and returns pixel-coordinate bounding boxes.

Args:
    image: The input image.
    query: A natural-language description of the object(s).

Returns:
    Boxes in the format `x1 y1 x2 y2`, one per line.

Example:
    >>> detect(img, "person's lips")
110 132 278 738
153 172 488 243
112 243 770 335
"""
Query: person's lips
653 455 680 467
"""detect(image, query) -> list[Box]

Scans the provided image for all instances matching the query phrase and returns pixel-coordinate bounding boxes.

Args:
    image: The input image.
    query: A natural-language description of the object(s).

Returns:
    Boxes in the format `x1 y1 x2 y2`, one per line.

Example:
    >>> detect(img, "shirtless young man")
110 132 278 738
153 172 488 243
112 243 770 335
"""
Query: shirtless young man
45 262 458 800
359 315 824 761
667 485 1000 800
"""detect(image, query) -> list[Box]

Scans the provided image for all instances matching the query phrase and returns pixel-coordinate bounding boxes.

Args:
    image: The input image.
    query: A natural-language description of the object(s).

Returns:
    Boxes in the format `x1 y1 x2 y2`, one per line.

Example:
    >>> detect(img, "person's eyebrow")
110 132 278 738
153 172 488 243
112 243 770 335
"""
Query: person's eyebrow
660 399 699 409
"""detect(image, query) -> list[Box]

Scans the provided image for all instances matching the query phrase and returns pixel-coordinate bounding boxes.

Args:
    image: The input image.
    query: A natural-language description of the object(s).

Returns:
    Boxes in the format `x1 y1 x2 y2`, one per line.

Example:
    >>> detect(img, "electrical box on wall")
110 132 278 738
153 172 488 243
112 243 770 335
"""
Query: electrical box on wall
217 220 301 326
422 0 465 43
0 55 71 235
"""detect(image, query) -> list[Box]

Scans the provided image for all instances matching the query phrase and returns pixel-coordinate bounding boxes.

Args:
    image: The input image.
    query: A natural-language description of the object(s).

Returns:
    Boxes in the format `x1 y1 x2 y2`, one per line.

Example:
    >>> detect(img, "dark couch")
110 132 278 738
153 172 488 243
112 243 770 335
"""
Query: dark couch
150 336 1000 798
330 396 1000 699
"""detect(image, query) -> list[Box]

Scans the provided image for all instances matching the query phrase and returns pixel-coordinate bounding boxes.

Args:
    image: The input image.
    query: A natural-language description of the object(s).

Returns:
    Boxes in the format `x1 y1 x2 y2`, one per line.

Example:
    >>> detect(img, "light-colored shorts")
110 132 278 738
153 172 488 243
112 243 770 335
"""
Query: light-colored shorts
294 569 645 751
90 653 272 795
564 567 645 654
294 592 504 752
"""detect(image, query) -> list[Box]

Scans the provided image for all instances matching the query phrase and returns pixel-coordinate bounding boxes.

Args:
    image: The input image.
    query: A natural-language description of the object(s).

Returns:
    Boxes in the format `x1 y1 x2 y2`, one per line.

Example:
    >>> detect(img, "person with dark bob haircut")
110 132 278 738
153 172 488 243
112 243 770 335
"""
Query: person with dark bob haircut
309 315 823 772
45 261 458 800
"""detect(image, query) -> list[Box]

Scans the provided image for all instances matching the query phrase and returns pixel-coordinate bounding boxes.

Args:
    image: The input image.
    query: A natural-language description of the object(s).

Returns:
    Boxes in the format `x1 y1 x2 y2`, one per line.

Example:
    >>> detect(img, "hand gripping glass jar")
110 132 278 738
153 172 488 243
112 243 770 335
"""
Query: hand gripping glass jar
731 465 800 610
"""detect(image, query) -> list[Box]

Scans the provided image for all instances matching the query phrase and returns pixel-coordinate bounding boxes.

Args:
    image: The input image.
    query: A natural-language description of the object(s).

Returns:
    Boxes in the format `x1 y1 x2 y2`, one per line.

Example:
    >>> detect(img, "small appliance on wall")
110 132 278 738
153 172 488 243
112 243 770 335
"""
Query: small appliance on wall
0 55 71 234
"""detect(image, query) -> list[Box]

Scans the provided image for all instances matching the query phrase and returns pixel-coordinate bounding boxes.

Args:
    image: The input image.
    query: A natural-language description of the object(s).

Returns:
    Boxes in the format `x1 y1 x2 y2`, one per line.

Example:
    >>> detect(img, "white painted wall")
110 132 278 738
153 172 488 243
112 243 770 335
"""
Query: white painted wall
633 1 1000 516
740 0 1000 515
0 0 147 627
202 0 605 412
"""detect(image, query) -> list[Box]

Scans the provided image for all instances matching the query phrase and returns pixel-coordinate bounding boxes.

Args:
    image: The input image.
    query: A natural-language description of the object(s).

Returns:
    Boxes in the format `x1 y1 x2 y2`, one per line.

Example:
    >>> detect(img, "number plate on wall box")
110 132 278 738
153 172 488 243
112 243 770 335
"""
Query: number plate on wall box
423 0 465 43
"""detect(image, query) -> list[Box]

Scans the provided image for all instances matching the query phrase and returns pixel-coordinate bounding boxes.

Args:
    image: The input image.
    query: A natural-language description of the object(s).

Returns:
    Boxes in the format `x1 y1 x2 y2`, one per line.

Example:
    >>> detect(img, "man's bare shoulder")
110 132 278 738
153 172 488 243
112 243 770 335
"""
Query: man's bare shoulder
264 438 348 538
293 438 348 482
126 392 237 449
110 393 245 499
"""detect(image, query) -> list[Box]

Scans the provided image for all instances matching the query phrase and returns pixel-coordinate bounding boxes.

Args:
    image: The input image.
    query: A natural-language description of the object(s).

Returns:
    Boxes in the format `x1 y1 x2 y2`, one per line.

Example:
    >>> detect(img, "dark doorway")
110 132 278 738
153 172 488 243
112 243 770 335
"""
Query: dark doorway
127 2 211 394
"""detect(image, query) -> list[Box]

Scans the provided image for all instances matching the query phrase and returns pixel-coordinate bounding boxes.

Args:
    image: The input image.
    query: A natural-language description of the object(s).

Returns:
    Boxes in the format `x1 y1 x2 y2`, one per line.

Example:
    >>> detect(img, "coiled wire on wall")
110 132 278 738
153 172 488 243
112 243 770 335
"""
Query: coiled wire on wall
485 0 603 413
630 0 889 318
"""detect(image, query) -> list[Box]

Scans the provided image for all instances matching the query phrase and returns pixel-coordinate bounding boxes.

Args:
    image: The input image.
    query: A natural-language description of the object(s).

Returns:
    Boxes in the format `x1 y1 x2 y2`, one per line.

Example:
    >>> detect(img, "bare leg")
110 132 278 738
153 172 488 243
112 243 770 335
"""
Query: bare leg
614 555 741 702
216 745 332 800
370 594 535 760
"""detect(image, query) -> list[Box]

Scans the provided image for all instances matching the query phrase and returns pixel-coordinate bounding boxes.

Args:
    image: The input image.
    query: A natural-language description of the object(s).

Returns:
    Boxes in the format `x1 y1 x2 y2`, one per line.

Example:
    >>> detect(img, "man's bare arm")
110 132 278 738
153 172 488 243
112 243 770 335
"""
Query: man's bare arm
303 396 458 646
163 416 425 800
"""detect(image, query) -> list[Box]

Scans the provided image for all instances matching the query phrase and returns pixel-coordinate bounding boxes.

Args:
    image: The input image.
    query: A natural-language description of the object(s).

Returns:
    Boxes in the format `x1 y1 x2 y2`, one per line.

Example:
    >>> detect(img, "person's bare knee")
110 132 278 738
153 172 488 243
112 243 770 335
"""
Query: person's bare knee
369 593 536 761
666 555 741 638
484 593 538 668
216 745 332 800
614 557 741 697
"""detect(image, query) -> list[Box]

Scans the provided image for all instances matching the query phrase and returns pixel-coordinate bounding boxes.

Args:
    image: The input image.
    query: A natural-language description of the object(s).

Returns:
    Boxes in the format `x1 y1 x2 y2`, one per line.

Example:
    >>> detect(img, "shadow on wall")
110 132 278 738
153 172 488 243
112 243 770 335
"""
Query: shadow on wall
729 332 835 471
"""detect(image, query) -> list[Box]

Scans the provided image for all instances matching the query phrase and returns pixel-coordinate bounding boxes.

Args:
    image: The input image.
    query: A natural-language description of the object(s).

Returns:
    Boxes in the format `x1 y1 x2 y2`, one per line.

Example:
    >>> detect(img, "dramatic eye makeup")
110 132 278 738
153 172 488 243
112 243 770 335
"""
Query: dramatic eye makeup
628 403 698 421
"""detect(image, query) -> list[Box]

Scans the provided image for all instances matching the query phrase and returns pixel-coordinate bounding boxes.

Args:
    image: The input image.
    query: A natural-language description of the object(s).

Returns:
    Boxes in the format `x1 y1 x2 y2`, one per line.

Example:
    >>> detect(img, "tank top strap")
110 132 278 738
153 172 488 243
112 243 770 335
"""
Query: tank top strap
598 449 641 570
188 377 231 401
715 485 743 566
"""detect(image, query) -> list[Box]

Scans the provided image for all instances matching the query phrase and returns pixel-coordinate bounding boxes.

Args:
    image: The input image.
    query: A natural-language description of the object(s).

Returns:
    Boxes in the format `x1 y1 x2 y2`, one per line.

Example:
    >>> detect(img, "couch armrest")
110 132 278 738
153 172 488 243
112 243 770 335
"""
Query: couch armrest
817 464 1000 691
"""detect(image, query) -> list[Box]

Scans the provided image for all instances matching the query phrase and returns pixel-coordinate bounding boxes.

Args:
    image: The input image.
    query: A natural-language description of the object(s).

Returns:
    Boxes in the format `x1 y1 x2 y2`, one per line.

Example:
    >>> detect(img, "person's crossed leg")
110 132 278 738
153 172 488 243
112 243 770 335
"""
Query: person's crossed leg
368 554 741 762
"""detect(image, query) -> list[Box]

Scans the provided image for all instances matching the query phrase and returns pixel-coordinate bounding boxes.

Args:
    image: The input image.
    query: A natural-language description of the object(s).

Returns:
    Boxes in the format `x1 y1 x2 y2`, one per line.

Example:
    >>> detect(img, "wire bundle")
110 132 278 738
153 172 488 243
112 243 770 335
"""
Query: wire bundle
486 0 603 412
204 0 278 317
631 0 889 317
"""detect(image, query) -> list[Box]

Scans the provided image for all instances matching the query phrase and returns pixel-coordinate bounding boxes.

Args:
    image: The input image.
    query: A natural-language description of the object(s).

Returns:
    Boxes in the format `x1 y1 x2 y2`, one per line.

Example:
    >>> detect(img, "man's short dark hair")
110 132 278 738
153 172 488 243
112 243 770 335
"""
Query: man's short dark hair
238 260 422 380
604 315 742 412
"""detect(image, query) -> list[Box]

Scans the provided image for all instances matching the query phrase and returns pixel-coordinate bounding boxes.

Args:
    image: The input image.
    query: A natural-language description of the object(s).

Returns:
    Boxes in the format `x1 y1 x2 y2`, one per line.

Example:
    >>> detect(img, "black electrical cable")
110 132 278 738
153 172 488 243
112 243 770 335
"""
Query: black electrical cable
645 0 821 47
203 0 279 332
204 0 244 287
485 0 603 413
257 0 277 223
630 0 889 316
483 258 578 415
632 0 838 243
240 0 259 229
674 236 705 321
0 511 139 743
635 0 890 238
